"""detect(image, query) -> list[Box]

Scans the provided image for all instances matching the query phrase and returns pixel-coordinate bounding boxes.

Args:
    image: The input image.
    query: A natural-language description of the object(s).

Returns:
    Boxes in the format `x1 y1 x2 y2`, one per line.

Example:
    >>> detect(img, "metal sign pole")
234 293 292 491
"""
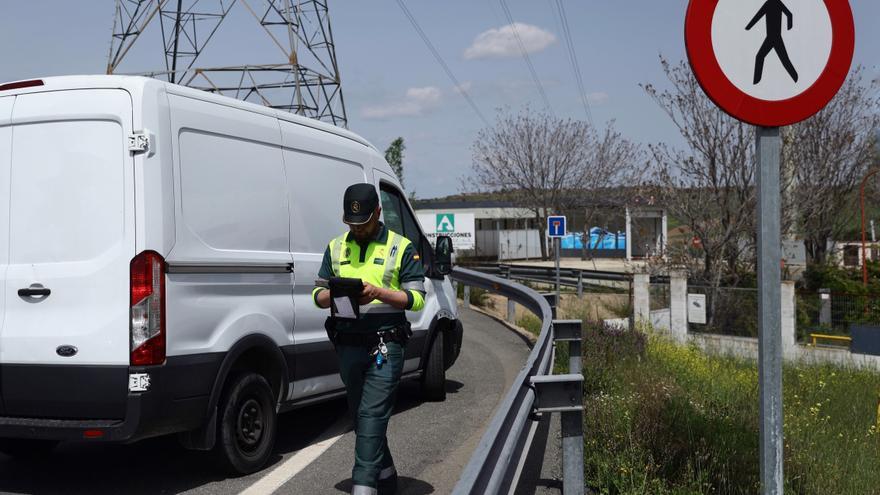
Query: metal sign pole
757 126 783 495
555 237 561 309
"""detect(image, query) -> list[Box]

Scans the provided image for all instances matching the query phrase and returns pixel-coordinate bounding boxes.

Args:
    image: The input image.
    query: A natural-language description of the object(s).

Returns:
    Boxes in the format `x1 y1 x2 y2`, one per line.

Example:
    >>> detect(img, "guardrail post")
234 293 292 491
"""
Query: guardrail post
576 271 583 298
552 320 583 494
507 298 516 324
531 374 584 495
463 285 471 309
561 409 584 495
543 293 557 319
553 320 582 374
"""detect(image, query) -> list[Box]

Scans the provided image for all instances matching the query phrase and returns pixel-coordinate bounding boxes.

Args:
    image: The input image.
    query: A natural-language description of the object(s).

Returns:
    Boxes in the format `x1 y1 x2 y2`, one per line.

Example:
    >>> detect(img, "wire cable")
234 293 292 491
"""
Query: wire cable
395 0 490 127
550 0 593 125
498 0 554 115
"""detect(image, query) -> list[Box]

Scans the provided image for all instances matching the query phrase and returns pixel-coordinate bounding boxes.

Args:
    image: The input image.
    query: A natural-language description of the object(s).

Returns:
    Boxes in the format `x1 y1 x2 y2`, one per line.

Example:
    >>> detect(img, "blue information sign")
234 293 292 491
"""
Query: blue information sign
547 215 566 238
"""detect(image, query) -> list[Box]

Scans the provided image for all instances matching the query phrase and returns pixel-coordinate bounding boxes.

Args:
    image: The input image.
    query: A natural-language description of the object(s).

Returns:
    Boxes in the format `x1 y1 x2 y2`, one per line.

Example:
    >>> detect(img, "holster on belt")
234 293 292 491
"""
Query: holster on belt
324 316 338 345
397 321 413 345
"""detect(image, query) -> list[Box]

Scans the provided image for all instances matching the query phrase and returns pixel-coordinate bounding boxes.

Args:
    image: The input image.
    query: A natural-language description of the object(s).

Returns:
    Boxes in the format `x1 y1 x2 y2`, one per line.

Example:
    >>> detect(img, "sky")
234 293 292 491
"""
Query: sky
1 1 878 199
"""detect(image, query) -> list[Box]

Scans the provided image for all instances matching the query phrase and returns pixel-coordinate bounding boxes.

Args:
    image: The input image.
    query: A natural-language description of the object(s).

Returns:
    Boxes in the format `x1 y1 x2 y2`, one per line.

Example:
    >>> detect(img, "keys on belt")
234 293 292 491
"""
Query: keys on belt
369 334 389 368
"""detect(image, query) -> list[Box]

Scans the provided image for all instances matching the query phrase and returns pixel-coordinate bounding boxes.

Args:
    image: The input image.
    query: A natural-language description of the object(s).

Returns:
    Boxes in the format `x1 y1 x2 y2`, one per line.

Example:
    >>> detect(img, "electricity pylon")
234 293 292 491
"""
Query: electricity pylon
107 0 348 127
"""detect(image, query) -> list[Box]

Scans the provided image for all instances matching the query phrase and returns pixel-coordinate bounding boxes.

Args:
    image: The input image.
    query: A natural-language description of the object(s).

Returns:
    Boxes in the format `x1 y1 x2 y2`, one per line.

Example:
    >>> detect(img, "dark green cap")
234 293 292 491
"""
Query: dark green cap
343 183 379 225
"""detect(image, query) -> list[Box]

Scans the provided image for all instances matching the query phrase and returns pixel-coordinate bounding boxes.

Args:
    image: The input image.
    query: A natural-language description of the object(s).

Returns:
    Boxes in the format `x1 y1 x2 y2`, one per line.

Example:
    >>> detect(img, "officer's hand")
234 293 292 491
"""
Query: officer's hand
359 282 384 304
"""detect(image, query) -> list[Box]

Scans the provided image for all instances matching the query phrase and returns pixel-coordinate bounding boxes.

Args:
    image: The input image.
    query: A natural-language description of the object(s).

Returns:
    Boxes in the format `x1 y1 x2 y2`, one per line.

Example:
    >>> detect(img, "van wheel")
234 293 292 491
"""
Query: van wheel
214 372 277 475
421 332 446 401
0 439 59 460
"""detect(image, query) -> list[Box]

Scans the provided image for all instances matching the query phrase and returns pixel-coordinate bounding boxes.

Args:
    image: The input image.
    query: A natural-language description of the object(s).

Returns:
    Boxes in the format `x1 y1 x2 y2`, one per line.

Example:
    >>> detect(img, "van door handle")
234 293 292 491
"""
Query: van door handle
18 287 51 297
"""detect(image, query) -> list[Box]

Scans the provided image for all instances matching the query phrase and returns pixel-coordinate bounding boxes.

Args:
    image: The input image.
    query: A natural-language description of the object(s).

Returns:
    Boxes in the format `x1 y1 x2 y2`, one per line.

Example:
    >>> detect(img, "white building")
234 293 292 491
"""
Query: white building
414 196 667 261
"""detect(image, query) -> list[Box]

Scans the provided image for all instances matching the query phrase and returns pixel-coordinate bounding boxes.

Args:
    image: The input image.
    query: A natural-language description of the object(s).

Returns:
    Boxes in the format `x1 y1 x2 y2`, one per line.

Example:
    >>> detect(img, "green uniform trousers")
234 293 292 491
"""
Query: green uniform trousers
337 341 404 489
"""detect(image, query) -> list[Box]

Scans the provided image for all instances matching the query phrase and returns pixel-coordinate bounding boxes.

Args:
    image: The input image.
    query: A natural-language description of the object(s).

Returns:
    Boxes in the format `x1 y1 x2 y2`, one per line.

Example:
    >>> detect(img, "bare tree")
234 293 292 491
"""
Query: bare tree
786 68 880 264
469 108 640 260
643 58 758 286
576 125 644 260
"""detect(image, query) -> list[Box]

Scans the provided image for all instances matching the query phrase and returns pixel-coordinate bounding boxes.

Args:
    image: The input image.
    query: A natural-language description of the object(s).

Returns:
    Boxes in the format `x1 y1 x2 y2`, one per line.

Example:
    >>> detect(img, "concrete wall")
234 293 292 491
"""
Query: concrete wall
499 229 543 260
618 276 880 371
475 230 499 257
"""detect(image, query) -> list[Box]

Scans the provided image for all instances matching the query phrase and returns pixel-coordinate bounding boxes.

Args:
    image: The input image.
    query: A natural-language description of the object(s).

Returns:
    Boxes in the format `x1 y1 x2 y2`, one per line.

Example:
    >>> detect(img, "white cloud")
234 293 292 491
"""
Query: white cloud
464 23 557 60
361 86 442 119
453 81 473 95
585 92 609 104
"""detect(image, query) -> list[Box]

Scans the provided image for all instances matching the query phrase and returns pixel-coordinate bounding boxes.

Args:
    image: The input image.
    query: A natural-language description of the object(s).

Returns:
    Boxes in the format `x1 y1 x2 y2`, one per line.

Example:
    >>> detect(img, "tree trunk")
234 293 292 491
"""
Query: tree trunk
537 213 549 261
581 218 588 261
806 237 829 265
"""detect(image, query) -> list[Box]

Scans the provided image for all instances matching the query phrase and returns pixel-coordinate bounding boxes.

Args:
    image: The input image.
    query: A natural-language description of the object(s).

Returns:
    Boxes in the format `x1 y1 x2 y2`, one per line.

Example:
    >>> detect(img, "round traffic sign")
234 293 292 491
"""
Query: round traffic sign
685 0 854 127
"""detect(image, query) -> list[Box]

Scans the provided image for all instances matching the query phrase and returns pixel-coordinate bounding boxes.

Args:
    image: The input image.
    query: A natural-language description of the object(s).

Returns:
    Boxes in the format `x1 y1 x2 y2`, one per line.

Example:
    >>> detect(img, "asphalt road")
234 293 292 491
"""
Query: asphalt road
0 308 535 495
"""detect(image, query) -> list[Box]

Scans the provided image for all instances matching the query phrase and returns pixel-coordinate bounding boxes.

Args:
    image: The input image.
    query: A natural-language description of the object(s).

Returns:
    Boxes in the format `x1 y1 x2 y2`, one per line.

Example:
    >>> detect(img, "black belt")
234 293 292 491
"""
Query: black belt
333 326 411 347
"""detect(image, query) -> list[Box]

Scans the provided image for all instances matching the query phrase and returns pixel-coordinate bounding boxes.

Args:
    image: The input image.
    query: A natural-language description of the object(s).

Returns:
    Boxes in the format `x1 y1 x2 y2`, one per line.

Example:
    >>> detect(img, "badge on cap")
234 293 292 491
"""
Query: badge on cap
351 201 361 213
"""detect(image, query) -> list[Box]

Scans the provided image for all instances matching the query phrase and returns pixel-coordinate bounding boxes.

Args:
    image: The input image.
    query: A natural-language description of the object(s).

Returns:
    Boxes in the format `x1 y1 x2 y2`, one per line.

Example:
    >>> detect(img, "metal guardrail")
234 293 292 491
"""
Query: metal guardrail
465 263 631 283
450 266 584 495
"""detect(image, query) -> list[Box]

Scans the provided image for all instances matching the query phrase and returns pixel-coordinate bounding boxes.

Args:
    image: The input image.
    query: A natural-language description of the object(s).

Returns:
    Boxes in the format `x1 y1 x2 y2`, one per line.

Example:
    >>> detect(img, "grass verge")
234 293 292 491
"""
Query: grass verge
583 322 880 494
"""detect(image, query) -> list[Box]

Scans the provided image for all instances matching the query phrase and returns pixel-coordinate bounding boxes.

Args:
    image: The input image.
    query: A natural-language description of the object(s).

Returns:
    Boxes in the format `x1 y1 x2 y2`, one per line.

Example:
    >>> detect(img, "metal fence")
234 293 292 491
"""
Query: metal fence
649 283 670 312
796 291 880 342
686 285 759 337
450 267 585 495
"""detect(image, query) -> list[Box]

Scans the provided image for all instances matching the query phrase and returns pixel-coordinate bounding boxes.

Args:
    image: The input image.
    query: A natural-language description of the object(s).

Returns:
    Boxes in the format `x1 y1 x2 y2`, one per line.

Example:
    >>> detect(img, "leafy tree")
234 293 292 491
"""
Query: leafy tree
384 137 406 189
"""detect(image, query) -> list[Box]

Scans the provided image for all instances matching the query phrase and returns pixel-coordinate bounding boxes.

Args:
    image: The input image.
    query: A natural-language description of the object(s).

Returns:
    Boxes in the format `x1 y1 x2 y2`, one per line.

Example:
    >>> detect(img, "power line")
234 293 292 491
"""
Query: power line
394 0 490 128
498 0 554 115
550 0 593 126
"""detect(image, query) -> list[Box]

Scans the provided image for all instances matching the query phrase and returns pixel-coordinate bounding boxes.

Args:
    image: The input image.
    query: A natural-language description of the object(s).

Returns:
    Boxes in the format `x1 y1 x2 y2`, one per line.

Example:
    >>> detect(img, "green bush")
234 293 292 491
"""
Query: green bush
802 260 880 294
516 313 542 337
582 320 646 395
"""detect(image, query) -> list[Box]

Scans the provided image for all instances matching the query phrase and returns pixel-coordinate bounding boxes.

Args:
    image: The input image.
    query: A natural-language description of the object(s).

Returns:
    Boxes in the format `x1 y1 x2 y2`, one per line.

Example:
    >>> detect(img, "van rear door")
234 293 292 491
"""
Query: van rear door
0 96 14 415
1 89 134 419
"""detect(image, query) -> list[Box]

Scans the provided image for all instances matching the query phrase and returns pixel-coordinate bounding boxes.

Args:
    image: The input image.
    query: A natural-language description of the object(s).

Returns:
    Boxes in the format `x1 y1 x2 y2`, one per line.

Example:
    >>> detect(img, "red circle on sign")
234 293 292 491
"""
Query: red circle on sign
685 0 854 127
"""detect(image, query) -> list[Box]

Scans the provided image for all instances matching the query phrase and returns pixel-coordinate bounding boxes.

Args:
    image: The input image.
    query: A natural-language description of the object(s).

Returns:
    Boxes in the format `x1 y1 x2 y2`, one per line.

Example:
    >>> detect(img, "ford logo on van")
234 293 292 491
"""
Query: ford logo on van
56 345 78 358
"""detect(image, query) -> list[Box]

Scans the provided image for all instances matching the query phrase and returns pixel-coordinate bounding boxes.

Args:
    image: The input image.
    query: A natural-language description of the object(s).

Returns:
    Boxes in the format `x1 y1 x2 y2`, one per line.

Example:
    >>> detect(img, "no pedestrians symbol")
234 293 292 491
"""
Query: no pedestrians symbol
686 0 854 127
685 1 855 493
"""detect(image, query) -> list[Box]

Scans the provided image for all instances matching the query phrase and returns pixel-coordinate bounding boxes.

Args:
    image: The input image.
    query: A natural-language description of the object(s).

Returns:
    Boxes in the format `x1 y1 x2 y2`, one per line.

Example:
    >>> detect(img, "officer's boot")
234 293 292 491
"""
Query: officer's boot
377 465 398 495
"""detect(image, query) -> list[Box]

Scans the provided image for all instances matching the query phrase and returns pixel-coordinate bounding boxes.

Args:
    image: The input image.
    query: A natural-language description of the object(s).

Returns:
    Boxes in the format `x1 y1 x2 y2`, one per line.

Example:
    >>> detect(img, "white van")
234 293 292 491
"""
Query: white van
0 76 462 473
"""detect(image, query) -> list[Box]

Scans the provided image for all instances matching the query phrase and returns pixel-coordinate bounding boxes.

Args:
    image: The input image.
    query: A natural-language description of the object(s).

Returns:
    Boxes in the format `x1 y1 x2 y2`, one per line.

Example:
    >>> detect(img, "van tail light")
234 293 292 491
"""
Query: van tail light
130 251 166 366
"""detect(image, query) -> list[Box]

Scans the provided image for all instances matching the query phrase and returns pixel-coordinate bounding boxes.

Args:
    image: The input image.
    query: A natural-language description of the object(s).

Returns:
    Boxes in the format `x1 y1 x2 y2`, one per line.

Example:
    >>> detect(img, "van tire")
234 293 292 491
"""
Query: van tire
0 439 59 460
421 332 446 401
214 372 277 475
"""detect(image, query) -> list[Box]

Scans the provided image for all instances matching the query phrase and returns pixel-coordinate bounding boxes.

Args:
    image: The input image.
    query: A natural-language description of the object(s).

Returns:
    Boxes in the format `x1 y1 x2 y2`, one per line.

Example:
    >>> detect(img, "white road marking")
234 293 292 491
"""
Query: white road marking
239 417 350 495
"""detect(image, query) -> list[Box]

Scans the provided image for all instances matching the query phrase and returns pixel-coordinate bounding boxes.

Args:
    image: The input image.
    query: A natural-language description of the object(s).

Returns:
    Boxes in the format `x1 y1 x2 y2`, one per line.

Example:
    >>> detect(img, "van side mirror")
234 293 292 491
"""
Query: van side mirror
434 235 453 276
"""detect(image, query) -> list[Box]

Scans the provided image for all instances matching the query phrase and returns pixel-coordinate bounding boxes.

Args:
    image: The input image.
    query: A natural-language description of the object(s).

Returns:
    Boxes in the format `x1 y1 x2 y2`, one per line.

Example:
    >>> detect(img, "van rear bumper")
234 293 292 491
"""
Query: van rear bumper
0 354 223 443
0 395 144 442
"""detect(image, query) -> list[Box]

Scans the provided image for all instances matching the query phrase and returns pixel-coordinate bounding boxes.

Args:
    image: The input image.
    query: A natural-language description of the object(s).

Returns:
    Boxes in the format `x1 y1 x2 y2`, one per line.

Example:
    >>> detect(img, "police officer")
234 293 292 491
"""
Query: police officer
313 183 426 495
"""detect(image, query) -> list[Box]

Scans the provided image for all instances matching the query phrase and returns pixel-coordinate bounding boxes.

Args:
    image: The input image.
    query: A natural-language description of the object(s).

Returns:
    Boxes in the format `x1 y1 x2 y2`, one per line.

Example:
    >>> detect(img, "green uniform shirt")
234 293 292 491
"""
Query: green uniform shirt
313 223 426 333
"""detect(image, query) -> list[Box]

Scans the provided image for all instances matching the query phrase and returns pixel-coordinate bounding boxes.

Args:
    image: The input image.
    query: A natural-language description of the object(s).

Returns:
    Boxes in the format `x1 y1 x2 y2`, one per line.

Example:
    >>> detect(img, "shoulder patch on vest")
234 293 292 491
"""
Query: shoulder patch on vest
373 258 384 265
